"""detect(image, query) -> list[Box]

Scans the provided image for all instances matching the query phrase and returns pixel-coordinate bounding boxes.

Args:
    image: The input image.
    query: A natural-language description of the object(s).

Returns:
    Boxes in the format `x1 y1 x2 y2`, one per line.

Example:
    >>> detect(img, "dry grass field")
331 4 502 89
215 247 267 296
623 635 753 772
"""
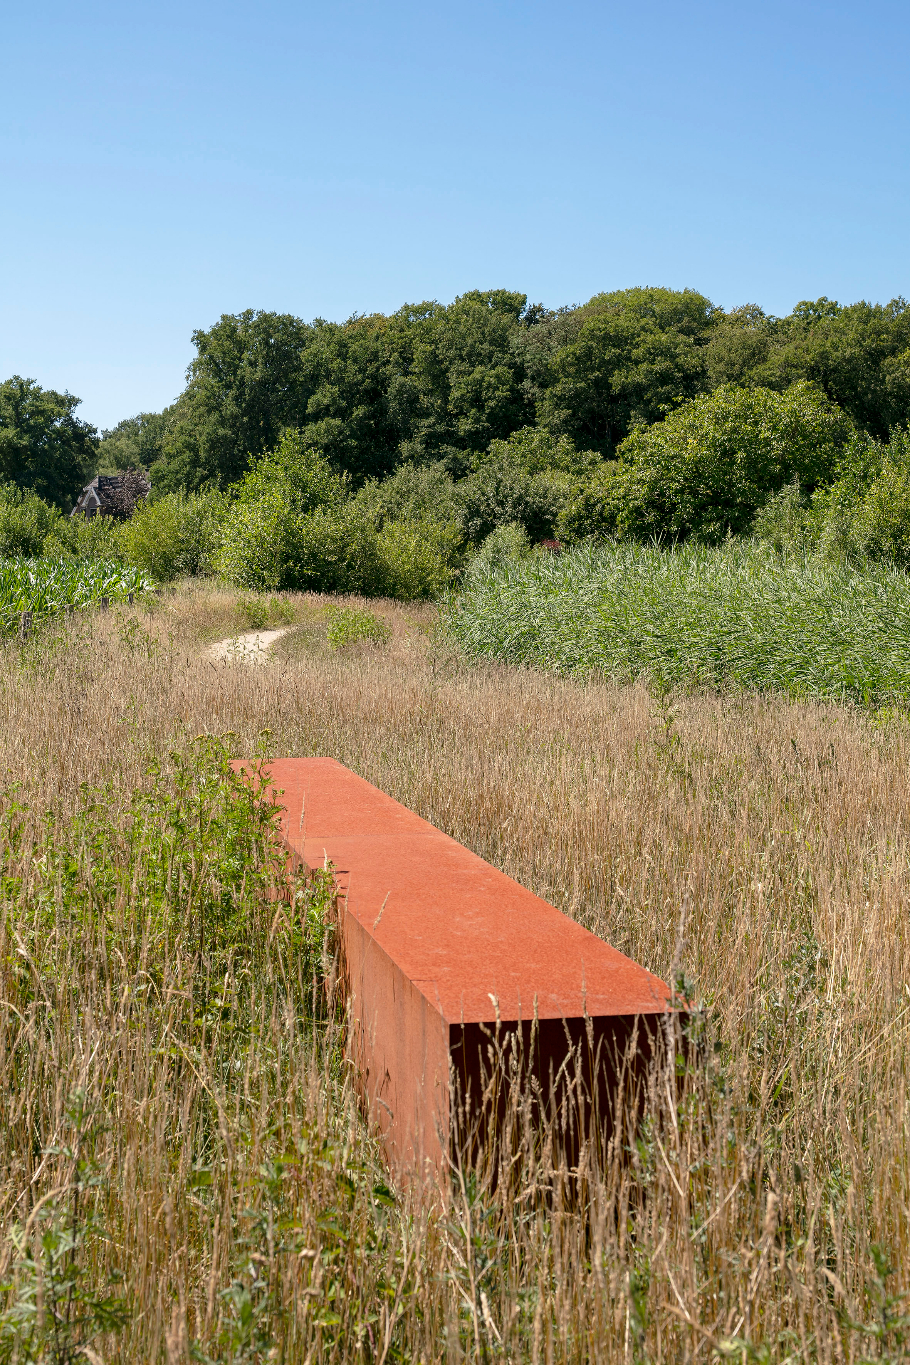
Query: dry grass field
1 582 909 1363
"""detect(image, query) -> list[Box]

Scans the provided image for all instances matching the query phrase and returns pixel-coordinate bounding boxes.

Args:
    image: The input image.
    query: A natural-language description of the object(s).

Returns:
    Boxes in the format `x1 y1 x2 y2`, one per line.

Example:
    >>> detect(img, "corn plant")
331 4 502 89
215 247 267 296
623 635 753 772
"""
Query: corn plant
0 558 153 632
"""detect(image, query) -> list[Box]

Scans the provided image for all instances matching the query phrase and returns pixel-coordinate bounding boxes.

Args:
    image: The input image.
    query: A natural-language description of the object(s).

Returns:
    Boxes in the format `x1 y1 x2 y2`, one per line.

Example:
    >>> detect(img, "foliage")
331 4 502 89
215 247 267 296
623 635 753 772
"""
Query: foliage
97 411 166 474
118 488 229 581
748 429 910 572
216 430 461 599
445 538 910 705
464 522 532 578
43 509 125 563
601 382 853 542
534 287 720 454
454 427 597 544
0 558 152 629
750 479 815 554
707 295 910 439
324 605 390 649
151 292 534 492
288 505 388 595
234 427 344 513
455 461 571 544
377 517 462 599
555 462 621 543
0 485 62 557
152 311 313 492
0 1091 129 1365
352 460 459 527
0 377 98 509
54 286 910 511
216 433 345 591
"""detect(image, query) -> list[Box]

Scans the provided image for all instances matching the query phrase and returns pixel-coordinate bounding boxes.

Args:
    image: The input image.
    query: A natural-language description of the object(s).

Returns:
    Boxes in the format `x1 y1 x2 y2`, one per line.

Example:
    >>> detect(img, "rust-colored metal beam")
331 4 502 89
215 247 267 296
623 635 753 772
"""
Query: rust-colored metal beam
246 757 671 1179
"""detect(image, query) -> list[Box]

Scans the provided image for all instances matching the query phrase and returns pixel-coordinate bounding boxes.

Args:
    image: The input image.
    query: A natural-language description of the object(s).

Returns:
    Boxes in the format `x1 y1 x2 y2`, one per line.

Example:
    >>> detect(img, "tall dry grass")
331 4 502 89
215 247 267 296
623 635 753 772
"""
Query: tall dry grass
1 583 909 1362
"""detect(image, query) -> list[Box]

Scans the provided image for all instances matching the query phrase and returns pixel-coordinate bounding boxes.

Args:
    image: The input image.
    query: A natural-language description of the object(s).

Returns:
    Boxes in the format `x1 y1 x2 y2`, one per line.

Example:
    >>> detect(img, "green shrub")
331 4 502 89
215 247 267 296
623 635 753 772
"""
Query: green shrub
465 522 532 579
484 426 600 477
236 428 344 511
455 459 576 545
751 479 816 553
808 429 910 569
217 432 347 591
0 486 62 557
236 593 297 629
353 461 459 527
43 510 126 562
555 464 621 543
454 427 601 545
216 484 301 590
289 504 387 595
325 605 390 649
119 489 228 581
377 517 461 599
601 382 853 543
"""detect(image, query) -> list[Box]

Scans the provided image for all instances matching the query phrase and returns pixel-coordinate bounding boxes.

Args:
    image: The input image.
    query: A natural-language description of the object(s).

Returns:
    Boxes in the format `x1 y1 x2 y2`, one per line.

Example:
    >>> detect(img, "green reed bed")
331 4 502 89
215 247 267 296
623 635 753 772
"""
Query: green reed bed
0 557 153 632
445 540 910 703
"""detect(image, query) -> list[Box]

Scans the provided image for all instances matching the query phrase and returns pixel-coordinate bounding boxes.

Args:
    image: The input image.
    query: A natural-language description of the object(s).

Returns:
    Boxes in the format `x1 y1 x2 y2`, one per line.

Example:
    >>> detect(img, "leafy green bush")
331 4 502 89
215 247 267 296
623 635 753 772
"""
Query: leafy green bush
849 459 910 567
235 593 297 629
590 383 853 543
555 464 620 543
43 509 126 562
0 486 62 557
353 460 459 527
453 427 603 545
465 522 532 579
119 489 228 581
237 427 344 510
750 479 815 553
376 517 461 599
289 504 387 594
217 432 345 591
325 605 390 649
807 428 910 569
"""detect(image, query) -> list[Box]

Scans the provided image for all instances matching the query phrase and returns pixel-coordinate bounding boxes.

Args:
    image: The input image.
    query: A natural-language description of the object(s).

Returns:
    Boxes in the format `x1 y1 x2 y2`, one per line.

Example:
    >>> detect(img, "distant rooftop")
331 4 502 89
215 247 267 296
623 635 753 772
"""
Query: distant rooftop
71 472 150 518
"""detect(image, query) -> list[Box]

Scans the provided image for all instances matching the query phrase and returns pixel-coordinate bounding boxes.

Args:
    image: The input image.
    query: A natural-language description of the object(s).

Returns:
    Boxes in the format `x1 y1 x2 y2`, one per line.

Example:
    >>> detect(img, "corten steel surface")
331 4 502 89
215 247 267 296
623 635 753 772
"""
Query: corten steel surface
241 757 671 1177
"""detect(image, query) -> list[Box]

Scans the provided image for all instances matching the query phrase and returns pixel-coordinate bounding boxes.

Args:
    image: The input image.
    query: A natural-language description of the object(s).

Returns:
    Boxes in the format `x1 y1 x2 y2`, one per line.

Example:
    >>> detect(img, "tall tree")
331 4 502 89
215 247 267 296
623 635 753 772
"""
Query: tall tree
0 376 98 509
154 310 313 492
706 297 910 437
98 411 167 474
533 287 720 455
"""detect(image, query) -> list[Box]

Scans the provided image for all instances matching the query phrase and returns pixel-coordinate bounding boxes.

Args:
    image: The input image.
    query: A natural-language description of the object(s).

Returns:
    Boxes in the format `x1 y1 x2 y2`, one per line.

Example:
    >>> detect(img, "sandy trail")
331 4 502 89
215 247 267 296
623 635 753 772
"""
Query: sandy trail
209 628 294 661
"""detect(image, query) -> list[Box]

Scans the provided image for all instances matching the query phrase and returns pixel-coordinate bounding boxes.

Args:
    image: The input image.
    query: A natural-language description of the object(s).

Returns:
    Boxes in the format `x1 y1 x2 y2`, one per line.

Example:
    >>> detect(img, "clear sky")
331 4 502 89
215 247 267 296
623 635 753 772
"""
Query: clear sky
2 0 908 431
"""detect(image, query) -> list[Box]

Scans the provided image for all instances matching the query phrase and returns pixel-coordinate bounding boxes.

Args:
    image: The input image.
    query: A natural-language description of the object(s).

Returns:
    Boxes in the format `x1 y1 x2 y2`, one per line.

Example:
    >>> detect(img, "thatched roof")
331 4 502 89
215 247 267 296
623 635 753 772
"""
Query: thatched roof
71 471 150 518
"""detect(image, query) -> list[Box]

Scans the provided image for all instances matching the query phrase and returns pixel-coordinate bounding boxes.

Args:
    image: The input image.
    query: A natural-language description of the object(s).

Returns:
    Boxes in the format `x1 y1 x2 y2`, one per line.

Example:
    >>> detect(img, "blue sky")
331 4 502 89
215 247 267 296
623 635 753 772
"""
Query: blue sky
2 0 908 430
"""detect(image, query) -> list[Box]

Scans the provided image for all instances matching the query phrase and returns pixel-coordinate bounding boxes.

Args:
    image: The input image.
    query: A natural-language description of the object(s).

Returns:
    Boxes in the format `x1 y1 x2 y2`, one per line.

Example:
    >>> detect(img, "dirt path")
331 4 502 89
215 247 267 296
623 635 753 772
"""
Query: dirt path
209 628 294 661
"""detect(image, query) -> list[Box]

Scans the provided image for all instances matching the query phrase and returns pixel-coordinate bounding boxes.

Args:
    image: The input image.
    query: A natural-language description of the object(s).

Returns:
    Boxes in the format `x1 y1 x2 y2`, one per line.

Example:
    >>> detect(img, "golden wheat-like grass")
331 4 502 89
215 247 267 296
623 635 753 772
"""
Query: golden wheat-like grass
1 583 908 1362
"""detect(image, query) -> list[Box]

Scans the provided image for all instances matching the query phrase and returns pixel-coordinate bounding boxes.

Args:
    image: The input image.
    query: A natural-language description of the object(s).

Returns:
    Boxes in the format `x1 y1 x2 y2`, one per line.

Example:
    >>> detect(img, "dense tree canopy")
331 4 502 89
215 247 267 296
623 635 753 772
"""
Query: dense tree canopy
125 284 910 500
573 382 854 544
98 412 166 474
0 376 98 508
706 296 910 438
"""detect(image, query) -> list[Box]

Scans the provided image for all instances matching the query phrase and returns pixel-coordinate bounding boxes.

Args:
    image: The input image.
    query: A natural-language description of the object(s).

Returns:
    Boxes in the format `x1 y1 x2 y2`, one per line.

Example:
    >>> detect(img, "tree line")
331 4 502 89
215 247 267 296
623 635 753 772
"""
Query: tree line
3 285 910 594
4 285 909 509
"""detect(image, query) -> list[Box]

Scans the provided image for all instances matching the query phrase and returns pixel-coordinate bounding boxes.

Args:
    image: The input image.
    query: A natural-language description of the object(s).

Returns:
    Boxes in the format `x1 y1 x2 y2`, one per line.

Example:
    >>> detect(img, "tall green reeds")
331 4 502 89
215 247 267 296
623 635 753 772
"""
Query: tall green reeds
446 540 910 703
